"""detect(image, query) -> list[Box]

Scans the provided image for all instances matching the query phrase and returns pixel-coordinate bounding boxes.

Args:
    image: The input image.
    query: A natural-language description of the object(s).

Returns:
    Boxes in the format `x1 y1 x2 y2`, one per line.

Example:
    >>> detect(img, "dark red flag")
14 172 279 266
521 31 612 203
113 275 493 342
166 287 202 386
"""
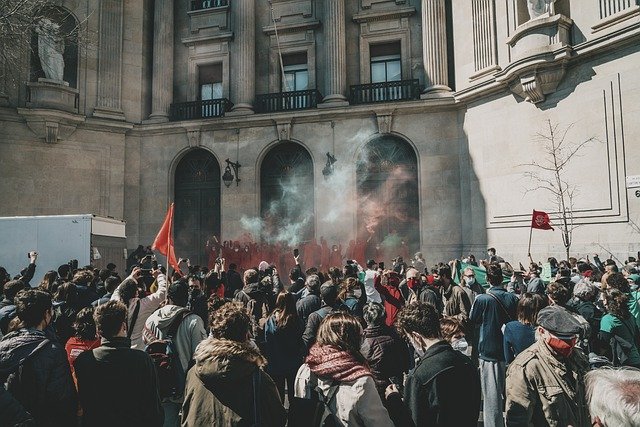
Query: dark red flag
531 210 554 230
151 203 181 272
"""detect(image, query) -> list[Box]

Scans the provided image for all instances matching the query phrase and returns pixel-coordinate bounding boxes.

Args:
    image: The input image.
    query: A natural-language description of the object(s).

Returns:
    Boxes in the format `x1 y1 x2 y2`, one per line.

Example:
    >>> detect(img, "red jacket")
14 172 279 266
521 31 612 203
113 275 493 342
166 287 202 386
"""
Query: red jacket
65 336 100 386
374 274 405 327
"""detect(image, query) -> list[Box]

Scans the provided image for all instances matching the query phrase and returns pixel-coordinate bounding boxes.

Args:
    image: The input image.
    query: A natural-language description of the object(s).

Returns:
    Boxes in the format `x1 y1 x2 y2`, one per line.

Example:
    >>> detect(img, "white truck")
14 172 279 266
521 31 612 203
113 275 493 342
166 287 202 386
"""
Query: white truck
0 214 127 283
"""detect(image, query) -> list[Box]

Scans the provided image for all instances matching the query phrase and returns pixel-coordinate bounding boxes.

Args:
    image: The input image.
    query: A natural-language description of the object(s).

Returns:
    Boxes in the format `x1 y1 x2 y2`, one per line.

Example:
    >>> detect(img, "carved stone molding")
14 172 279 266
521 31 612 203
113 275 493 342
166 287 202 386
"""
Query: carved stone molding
17 108 85 144
508 67 566 103
274 119 293 141
186 127 202 147
375 110 394 134
27 79 78 114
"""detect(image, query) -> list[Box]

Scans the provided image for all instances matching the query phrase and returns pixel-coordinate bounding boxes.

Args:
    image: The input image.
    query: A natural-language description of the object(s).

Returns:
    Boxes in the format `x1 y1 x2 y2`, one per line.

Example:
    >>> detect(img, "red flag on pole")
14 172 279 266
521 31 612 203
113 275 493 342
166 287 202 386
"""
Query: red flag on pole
531 210 554 230
151 203 181 273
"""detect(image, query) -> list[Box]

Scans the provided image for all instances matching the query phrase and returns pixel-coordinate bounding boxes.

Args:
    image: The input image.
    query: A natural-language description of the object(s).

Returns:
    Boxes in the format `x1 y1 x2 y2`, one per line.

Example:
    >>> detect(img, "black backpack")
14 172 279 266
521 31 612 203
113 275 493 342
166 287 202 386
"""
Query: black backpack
144 310 191 399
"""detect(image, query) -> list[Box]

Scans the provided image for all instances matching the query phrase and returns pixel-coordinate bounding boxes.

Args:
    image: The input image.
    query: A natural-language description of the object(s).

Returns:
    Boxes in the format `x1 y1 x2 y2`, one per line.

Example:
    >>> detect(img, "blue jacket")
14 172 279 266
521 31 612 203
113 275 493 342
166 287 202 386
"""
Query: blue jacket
263 314 304 376
470 287 519 362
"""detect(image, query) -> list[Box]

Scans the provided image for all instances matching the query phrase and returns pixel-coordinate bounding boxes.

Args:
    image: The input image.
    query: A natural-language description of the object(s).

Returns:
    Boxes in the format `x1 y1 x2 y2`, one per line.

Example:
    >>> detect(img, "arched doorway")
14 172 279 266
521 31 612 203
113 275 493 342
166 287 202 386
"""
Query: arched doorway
174 149 221 267
260 141 314 244
356 135 419 262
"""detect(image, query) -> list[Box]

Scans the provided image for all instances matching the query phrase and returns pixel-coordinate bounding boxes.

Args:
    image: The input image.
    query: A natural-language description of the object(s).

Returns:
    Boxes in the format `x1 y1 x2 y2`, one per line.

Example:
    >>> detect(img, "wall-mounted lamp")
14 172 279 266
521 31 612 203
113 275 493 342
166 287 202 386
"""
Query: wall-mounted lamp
322 152 337 179
222 158 241 187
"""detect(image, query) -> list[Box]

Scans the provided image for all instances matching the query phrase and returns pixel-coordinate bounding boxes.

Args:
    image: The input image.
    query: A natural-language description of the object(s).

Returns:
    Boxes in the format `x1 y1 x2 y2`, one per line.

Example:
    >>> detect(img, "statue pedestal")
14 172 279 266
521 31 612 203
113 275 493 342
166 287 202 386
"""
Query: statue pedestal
27 78 78 113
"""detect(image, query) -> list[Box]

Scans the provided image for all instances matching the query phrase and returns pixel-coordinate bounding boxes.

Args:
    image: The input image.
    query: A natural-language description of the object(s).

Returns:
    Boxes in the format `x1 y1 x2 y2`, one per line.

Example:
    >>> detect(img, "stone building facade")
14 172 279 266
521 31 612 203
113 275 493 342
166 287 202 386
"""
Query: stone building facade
0 0 639 267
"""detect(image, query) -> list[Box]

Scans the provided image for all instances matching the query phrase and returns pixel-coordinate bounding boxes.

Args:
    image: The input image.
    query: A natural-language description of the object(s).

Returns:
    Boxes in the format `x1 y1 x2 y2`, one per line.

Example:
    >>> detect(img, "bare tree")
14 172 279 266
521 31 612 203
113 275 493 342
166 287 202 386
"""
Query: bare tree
520 120 598 260
0 0 93 89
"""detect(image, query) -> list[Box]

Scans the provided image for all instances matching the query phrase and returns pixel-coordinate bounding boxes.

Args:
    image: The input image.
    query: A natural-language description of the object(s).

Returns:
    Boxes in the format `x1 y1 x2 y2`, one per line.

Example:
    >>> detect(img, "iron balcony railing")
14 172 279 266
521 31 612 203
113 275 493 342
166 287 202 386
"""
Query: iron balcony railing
255 89 323 113
350 79 421 105
191 0 229 11
169 98 233 121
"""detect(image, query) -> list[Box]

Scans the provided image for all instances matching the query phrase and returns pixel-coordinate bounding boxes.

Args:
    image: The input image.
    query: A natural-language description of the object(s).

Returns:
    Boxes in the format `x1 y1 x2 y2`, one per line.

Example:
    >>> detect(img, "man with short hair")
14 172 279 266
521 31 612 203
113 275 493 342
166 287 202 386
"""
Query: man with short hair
0 280 26 335
143 281 207 426
470 263 518 427
74 300 164 426
0 289 77 426
585 367 640 426
295 274 321 326
301 282 346 350
505 305 590 427
386 301 481 426
92 276 119 307
224 263 243 298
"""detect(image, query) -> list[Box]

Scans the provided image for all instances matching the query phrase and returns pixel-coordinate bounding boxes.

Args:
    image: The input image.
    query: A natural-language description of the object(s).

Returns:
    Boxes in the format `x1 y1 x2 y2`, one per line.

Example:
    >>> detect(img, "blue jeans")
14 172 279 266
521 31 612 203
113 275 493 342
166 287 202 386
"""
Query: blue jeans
480 359 506 427
162 401 181 427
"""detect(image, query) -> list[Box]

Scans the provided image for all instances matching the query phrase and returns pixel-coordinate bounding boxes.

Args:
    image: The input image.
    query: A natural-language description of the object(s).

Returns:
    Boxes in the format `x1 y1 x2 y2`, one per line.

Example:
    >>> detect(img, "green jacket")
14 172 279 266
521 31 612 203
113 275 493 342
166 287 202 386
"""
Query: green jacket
181 337 286 427
505 339 590 427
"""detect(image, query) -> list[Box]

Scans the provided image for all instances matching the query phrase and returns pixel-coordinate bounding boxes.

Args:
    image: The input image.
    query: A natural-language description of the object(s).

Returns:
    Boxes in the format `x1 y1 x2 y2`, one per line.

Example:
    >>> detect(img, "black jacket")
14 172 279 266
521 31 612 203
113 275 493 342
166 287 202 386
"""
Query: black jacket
0 328 77 427
302 303 347 350
388 340 481 427
0 384 34 426
296 293 321 326
73 336 164 427
360 324 410 397
225 269 243 298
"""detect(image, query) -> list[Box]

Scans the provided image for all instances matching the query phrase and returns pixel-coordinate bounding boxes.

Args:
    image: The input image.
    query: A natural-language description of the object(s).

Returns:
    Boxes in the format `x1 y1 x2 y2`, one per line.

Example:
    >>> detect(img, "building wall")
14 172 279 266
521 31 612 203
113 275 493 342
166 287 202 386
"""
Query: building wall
0 0 639 267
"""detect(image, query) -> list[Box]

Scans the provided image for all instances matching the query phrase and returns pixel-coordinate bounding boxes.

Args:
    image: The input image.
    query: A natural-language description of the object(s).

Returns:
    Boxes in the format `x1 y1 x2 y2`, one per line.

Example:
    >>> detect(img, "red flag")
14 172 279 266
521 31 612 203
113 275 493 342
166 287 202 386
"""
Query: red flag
151 203 181 273
531 210 554 230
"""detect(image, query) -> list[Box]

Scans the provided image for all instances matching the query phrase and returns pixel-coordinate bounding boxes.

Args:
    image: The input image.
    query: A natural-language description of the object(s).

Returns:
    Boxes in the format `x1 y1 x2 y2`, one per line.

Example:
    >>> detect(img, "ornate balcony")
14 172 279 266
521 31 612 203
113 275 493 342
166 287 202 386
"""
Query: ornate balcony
191 0 229 11
350 79 421 105
169 98 233 121
255 89 323 113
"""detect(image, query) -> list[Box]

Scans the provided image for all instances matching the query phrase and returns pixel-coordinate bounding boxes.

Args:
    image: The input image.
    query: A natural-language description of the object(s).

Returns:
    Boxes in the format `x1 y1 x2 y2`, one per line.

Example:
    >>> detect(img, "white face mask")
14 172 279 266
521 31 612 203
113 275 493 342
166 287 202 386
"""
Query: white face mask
451 337 469 354
466 277 476 286
353 289 362 299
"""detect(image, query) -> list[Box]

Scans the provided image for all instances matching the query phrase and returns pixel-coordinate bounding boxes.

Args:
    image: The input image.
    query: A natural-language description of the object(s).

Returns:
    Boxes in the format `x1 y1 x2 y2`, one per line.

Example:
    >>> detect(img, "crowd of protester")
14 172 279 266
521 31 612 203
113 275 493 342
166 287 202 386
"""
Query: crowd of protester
0 246 640 426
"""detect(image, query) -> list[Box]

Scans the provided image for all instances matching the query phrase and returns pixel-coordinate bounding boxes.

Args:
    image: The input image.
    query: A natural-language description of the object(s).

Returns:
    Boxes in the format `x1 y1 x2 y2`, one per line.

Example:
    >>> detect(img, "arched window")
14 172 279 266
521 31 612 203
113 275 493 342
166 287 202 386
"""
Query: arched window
29 7 79 87
174 149 221 267
356 135 419 261
260 142 314 243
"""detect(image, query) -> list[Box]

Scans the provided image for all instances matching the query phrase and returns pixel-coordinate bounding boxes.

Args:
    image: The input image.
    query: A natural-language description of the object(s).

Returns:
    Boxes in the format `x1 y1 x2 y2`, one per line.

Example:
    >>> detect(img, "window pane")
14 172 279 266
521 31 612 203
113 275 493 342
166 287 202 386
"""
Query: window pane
387 60 401 81
371 62 386 83
211 83 223 99
200 84 213 100
283 73 295 92
295 71 309 91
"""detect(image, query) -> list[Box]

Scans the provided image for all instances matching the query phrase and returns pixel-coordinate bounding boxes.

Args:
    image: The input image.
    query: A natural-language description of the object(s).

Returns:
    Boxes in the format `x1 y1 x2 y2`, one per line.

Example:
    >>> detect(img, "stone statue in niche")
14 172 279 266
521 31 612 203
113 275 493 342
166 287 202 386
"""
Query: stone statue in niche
36 18 65 82
527 0 556 20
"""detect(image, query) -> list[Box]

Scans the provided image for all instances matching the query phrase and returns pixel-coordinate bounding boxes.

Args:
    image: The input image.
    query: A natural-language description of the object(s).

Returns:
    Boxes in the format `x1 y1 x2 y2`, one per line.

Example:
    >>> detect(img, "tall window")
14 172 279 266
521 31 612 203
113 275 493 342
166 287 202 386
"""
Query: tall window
282 52 308 92
370 42 401 83
199 64 222 117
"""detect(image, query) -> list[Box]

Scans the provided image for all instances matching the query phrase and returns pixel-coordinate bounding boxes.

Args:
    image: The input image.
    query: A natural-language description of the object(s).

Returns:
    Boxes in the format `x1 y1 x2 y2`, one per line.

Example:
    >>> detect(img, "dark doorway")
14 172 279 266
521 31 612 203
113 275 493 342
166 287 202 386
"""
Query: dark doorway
174 149 221 267
357 135 419 262
260 142 314 243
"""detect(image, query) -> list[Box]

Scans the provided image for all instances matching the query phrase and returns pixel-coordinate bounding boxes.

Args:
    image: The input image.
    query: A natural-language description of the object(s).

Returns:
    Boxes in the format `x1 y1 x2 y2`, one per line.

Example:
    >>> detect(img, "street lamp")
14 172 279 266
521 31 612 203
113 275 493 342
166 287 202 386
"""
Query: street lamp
222 158 241 187
322 152 337 179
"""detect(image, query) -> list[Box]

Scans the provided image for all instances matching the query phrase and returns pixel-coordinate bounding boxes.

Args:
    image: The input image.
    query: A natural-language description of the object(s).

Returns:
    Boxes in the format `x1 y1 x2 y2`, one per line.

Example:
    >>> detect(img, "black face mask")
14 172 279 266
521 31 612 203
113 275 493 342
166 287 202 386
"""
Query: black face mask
189 288 202 300
432 278 444 288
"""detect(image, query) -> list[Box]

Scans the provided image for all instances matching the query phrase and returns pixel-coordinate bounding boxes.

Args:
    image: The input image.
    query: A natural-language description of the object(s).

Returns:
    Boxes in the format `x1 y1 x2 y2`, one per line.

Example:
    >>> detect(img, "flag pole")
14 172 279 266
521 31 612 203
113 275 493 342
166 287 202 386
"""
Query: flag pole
527 210 534 258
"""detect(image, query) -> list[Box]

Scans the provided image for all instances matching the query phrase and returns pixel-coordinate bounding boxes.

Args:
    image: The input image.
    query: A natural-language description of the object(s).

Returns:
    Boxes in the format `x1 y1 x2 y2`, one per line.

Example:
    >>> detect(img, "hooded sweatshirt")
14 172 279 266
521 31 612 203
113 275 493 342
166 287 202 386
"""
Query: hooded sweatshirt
142 304 207 372
0 328 77 426
181 338 286 426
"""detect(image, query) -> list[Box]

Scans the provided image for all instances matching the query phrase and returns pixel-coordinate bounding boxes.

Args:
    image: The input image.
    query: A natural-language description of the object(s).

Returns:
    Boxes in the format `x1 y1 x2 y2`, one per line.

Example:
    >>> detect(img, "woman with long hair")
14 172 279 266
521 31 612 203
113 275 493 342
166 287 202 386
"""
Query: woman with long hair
293 312 394 426
503 293 546 363
264 291 304 404
600 289 640 368
38 270 58 294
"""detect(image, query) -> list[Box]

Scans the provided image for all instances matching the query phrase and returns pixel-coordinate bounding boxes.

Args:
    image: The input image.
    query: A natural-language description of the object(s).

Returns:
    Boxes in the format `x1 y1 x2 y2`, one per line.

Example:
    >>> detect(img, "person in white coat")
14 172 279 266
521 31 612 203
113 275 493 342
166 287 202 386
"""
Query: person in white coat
294 312 394 427
111 266 167 349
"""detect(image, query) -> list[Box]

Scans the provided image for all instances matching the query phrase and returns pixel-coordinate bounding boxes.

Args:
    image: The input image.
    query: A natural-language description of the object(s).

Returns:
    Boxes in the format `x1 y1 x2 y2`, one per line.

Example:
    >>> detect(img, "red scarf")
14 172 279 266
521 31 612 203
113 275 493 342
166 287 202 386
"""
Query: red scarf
306 344 371 382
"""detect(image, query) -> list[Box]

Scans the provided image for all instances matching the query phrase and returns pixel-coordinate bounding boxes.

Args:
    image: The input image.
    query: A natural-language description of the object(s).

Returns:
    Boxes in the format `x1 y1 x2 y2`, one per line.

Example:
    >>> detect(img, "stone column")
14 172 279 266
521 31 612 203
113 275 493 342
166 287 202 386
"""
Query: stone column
147 0 174 122
319 0 349 107
0 39 8 106
421 0 452 97
229 0 255 115
94 0 125 120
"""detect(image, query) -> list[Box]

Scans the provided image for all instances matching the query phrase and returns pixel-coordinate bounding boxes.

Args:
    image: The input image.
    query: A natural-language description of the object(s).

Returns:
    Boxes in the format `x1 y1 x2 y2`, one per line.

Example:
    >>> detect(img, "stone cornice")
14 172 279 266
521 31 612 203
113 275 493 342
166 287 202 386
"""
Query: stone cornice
352 7 416 23
181 31 234 46
262 19 321 35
